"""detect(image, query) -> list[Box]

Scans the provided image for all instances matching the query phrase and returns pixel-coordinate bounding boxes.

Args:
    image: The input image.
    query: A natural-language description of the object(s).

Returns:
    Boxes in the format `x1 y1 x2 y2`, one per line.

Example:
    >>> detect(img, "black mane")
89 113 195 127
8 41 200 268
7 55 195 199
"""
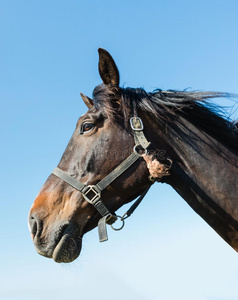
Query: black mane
93 84 238 152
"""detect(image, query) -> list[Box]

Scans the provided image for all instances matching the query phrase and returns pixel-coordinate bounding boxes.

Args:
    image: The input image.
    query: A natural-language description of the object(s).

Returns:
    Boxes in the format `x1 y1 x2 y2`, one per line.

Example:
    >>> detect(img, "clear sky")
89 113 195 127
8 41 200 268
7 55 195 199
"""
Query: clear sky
1 1 238 299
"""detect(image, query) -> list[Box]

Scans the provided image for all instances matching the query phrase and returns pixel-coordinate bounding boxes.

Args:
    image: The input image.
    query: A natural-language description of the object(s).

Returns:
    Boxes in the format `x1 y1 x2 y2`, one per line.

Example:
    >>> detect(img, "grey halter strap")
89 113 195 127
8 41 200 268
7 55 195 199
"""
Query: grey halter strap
52 116 151 242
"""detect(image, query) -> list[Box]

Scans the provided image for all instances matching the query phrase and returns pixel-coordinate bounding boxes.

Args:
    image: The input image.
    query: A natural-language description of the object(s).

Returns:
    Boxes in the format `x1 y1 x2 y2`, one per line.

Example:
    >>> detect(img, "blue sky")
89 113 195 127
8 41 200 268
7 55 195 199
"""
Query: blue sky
1 1 238 299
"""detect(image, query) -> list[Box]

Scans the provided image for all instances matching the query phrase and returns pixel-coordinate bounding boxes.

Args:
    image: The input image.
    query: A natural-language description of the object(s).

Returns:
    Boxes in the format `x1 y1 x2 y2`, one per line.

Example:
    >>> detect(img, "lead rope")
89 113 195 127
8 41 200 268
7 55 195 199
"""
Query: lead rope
119 184 152 222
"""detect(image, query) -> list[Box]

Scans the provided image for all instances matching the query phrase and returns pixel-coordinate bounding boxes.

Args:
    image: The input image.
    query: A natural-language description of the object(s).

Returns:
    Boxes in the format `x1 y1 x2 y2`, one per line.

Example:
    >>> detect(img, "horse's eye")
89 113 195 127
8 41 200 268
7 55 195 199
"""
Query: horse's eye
81 123 95 134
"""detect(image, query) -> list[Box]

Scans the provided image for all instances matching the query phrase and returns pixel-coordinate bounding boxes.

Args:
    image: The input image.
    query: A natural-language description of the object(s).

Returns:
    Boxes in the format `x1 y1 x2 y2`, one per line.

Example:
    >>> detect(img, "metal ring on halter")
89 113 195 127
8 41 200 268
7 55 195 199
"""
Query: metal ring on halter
133 144 148 157
110 215 125 231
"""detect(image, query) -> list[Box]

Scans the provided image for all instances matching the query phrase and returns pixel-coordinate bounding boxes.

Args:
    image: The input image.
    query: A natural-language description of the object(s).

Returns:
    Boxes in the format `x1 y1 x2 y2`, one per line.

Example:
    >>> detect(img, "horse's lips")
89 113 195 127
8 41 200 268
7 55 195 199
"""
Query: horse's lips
52 226 82 263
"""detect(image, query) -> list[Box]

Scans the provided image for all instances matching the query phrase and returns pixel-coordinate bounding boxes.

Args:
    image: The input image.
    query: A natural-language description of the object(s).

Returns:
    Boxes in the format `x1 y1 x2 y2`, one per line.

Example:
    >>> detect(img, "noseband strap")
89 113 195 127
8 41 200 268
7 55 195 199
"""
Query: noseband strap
52 115 152 242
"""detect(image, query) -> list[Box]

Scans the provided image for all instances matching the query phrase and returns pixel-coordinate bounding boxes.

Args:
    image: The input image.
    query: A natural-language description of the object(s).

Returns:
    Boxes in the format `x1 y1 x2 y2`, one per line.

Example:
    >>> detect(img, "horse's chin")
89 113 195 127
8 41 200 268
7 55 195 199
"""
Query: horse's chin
52 223 82 263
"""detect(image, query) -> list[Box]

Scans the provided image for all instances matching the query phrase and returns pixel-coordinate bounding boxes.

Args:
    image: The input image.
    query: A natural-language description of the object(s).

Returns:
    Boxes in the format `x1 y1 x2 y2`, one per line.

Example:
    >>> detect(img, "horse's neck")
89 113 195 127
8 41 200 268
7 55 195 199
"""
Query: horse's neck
160 118 238 251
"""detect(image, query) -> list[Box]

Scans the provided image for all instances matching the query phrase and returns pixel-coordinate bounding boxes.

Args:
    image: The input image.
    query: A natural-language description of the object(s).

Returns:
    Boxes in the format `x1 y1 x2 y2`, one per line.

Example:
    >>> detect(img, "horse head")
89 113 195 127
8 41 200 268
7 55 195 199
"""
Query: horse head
28 49 155 263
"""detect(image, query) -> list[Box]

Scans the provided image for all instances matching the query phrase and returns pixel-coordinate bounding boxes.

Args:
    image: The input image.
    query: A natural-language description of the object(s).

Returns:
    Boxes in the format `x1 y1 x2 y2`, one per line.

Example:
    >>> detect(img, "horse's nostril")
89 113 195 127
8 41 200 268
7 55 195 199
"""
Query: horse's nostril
28 214 41 240
31 217 37 236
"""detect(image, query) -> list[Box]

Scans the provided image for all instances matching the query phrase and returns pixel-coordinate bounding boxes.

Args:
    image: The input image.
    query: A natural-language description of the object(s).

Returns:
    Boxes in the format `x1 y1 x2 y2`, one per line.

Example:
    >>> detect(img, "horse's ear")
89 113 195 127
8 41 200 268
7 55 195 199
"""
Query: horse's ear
80 93 94 109
98 48 120 87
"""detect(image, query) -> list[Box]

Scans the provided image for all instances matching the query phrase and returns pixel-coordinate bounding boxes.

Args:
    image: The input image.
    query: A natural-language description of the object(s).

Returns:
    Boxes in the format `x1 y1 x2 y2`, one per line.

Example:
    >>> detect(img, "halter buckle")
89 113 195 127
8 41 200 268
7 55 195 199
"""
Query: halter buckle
130 117 144 131
82 185 101 204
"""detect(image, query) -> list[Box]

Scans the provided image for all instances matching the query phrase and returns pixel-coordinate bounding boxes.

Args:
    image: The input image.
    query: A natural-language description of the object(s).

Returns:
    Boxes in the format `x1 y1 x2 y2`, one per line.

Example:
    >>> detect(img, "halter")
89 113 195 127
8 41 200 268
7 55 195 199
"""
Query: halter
52 114 153 242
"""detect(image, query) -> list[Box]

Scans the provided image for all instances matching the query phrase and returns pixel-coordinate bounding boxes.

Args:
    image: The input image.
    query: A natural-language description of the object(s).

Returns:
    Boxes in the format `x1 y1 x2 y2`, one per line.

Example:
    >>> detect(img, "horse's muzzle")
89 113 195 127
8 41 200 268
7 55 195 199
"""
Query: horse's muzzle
28 214 82 263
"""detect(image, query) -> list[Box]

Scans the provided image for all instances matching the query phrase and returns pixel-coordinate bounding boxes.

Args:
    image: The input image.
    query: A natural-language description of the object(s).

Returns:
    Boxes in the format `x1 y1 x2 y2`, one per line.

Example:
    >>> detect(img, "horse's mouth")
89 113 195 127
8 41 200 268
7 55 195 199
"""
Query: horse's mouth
52 223 82 263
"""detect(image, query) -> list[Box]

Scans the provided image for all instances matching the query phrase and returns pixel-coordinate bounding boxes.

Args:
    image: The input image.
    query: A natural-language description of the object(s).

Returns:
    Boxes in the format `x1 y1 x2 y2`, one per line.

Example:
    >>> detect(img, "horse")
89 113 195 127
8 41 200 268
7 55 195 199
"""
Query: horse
28 48 238 263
